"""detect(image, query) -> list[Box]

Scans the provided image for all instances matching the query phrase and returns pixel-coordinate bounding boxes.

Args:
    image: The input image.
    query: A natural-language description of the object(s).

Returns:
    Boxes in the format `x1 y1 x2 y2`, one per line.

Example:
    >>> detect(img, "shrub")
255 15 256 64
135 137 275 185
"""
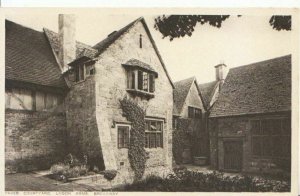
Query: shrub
50 163 70 176
101 170 118 182
121 170 291 192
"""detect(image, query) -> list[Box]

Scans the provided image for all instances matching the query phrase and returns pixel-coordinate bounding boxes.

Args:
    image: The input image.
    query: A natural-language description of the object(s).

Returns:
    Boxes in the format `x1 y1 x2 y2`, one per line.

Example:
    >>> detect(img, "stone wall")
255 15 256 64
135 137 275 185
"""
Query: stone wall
177 81 208 162
5 110 67 173
65 76 105 169
94 21 173 175
180 81 205 118
209 113 291 174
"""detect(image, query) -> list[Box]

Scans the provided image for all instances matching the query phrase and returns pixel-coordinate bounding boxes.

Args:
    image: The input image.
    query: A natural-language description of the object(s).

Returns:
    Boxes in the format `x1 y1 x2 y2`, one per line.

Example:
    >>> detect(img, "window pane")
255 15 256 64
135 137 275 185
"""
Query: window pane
195 109 202 119
262 136 273 157
124 128 129 148
127 71 135 89
150 133 156 148
118 126 130 148
261 120 272 135
149 74 155 93
150 121 157 131
145 121 150 131
252 136 262 156
118 129 123 148
143 72 148 91
271 119 281 135
251 120 261 135
156 121 162 132
188 107 194 118
156 133 161 147
145 133 150 148
138 71 143 90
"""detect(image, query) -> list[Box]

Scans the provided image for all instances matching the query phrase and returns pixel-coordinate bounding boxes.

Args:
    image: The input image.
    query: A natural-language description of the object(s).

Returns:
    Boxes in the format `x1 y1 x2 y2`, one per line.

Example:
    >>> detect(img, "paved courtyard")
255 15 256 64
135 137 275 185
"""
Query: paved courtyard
5 173 103 191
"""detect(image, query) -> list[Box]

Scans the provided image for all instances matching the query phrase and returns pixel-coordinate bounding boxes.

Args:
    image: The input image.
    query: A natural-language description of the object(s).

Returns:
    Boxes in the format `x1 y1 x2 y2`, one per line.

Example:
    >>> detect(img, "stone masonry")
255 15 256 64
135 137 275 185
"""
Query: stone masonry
93 21 173 176
5 110 67 173
209 113 291 174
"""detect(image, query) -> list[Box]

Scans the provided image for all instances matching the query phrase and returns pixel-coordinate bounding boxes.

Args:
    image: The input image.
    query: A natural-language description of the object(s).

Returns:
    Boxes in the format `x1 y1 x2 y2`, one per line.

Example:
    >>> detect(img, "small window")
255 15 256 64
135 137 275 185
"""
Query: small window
127 70 155 94
251 118 291 158
89 68 95 75
75 64 85 82
145 119 163 148
118 126 130 148
188 106 202 119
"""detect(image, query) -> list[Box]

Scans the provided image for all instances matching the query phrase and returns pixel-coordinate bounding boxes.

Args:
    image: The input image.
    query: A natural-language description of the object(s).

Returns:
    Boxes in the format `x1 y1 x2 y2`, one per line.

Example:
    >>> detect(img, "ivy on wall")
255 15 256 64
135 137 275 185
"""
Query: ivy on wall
120 97 149 181
173 118 203 164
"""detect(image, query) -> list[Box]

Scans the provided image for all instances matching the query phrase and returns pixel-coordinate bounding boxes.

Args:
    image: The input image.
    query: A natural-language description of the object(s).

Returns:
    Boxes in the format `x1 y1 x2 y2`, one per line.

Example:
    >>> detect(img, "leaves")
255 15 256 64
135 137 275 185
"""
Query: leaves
269 15 291 31
154 15 291 41
154 15 230 41
120 97 148 181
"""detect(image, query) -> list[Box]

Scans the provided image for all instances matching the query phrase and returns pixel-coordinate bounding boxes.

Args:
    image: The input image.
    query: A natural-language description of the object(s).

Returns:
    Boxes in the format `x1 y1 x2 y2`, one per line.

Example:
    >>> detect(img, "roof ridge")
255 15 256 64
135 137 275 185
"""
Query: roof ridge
174 76 195 85
6 19 43 34
198 80 218 86
92 17 143 53
43 27 95 50
230 54 291 71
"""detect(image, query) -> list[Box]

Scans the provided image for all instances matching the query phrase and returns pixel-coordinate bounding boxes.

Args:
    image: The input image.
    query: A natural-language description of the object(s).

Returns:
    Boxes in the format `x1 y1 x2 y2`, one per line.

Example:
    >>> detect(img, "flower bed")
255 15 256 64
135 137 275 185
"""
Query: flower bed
121 167 290 192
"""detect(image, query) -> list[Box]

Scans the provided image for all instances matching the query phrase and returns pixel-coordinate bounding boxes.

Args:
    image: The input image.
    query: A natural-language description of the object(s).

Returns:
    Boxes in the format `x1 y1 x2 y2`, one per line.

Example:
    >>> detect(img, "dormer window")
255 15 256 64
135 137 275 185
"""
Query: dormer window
123 59 157 99
67 61 96 83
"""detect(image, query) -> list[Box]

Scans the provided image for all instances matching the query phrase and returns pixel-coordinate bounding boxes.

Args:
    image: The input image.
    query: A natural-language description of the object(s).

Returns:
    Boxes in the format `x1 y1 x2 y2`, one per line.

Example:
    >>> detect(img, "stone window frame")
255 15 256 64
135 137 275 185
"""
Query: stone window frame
144 118 164 149
126 69 156 98
250 117 291 159
116 124 131 149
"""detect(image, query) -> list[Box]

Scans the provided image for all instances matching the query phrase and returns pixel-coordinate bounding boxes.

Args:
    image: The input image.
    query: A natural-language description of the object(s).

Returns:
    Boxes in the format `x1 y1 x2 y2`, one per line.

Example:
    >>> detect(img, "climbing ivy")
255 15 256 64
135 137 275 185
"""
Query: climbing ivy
120 97 149 181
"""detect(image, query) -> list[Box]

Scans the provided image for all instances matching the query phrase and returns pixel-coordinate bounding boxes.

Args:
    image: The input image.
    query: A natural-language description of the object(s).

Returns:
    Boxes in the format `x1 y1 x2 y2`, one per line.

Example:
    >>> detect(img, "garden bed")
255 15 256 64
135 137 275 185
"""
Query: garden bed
118 167 290 192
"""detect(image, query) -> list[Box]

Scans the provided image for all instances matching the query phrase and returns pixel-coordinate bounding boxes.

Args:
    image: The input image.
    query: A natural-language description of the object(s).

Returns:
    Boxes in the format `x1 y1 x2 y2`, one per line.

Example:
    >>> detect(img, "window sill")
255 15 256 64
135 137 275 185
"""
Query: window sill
126 89 154 98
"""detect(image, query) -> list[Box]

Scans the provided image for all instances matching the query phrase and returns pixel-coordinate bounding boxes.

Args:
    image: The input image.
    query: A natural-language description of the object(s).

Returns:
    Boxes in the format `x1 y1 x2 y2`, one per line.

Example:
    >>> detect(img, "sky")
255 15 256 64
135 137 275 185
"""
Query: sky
5 12 294 84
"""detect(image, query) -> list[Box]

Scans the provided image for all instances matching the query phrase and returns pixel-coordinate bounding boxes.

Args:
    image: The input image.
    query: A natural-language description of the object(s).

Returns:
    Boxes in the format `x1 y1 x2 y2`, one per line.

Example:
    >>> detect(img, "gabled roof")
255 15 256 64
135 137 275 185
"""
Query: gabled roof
173 77 203 115
93 18 141 55
210 55 291 118
198 80 219 110
93 17 174 88
43 28 98 69
5 20 67 89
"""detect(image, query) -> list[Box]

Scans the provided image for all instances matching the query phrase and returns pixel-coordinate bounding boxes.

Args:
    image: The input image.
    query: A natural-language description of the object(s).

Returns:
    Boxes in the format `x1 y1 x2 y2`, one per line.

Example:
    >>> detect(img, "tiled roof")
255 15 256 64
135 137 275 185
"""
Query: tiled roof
122 58 157 76
5 20 67 89
43 28 98 62
198 80 218 110
173 77 195 115
93 18 141 55
210 55 291 117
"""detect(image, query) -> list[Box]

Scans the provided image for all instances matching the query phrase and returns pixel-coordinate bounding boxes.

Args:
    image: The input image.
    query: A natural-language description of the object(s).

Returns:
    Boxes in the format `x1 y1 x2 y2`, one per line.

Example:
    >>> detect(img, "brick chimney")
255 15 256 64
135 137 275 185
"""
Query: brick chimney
215 63 227 82
58 14 76 72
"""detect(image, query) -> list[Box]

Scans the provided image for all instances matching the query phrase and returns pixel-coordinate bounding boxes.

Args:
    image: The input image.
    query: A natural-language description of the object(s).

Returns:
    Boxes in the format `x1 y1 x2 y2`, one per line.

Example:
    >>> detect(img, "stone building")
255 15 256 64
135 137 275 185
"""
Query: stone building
209 55 291 174
5 15 174 181
172 77 207 164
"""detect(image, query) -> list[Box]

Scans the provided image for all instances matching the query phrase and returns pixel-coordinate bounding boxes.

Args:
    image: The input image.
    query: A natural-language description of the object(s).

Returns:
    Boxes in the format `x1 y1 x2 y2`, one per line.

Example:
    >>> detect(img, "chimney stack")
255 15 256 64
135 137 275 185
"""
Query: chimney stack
215 63 227 82
58 14 76 72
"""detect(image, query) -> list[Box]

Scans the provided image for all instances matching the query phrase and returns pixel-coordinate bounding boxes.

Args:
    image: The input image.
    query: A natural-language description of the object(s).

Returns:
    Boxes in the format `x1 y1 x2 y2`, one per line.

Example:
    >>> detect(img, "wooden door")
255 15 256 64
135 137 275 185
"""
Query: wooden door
224 140 243 171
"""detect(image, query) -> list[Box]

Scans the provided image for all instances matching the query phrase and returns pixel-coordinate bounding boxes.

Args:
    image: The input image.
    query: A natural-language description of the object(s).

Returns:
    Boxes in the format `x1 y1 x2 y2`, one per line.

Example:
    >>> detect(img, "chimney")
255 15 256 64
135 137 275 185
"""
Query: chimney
58 14 76 72
215 63 227 82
